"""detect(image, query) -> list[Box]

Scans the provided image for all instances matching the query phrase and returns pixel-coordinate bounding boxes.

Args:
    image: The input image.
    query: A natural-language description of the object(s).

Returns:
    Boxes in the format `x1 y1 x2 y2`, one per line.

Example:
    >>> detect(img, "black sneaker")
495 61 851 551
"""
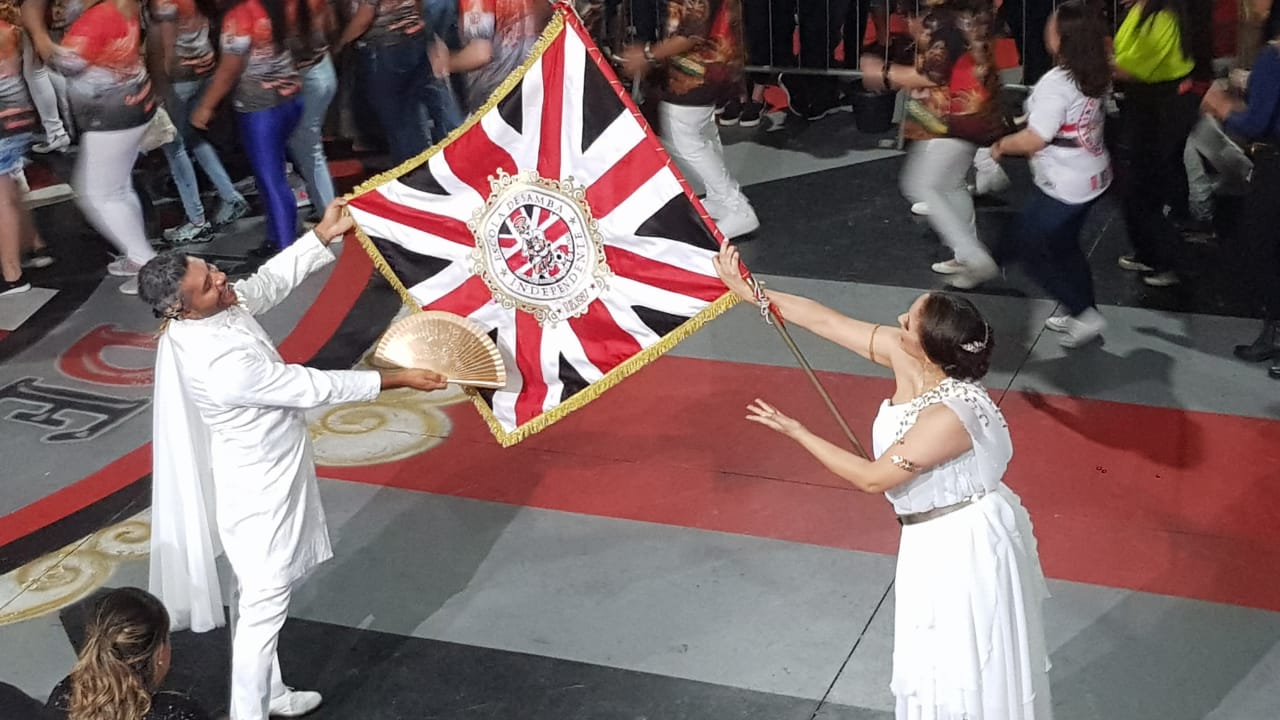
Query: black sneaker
0 274 31 296
717 98 743 126
739 102 763 127
21 250 55 269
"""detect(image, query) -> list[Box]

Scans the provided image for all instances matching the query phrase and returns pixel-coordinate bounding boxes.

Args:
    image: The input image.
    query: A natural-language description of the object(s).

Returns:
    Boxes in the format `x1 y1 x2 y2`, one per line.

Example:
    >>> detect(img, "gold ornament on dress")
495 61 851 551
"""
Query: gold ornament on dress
372 311 508 389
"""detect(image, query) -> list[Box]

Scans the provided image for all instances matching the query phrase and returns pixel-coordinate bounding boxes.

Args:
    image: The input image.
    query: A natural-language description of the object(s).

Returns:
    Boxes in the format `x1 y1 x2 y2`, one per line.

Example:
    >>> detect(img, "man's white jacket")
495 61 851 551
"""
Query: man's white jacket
148 233 382 632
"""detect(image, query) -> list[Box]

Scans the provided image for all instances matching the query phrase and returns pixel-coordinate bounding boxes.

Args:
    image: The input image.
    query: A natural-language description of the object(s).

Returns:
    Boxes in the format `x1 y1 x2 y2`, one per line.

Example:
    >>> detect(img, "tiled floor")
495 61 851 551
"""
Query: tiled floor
1 107 1278 719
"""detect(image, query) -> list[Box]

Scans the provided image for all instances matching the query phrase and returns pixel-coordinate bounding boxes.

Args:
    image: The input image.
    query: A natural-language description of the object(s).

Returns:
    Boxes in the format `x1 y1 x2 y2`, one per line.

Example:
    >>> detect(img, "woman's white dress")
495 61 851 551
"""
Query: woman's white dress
871 378 1054 720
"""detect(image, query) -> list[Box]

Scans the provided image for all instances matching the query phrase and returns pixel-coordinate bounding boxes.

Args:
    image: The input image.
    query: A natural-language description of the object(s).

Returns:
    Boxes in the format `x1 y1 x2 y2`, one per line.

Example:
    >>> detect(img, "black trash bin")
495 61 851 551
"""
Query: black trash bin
853 89 897 134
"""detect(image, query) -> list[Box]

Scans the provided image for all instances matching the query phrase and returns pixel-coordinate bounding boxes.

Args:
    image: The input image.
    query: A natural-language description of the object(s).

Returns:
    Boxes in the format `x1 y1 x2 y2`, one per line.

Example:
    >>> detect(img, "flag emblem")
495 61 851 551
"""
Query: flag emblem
469 170 610 324
346 4 735 446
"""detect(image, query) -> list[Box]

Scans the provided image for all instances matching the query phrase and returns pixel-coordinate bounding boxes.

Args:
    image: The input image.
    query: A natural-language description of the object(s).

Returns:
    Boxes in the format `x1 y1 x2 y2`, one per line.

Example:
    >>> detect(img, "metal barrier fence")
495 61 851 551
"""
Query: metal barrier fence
591 0 1235 91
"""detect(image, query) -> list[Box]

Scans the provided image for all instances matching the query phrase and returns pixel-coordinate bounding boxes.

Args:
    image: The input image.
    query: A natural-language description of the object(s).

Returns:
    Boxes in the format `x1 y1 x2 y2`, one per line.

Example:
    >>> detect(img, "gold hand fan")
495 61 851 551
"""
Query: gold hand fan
371 311 507 389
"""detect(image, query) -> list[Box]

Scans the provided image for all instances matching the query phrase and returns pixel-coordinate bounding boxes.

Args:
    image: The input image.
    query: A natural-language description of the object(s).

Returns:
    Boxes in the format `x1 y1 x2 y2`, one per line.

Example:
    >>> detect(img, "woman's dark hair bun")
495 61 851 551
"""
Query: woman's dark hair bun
918 292 994 381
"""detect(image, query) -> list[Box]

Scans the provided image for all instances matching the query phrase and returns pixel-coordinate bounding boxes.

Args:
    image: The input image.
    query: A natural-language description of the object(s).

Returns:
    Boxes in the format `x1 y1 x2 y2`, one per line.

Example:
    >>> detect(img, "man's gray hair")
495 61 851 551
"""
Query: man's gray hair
137 251 191 319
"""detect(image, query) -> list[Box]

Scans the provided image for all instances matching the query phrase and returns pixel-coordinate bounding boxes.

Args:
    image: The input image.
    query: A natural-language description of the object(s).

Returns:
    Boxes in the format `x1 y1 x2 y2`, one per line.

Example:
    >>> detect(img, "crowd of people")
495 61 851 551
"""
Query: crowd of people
0 0 556 297
2 0 1279 718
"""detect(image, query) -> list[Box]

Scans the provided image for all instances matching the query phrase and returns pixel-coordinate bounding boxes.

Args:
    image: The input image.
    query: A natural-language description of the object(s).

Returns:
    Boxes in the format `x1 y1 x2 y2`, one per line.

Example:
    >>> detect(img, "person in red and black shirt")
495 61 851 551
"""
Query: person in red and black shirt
620 0 759 240
192 0 303 257
24 0 158 295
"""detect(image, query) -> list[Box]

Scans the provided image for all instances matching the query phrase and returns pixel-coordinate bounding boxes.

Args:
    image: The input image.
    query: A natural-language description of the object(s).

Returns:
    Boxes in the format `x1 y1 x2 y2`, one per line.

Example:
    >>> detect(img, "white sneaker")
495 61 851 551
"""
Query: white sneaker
32 132 71 154
1043 312 1071 333
1060 308 1107 348
1142 271 1180 287
715 200 760 239
269 689 322 717
931 258 965 275
107 257 144 277
911 201 930 216
118 276 139 295
948 257 1000 289
973 165 1011 196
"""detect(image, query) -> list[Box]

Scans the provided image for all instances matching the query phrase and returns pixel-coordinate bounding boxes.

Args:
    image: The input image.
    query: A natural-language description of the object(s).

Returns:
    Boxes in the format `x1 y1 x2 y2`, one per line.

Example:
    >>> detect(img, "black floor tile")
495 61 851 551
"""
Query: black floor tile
738 155 1263 319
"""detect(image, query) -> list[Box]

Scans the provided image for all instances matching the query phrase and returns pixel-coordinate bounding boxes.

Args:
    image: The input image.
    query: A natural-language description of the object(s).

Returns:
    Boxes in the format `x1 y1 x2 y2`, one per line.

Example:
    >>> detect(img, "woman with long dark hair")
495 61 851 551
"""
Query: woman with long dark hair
1111 0 1204 287
24 0 157 294
713 243 1053 719
981 0 1113 347
45 587 211 720
191 0 302 257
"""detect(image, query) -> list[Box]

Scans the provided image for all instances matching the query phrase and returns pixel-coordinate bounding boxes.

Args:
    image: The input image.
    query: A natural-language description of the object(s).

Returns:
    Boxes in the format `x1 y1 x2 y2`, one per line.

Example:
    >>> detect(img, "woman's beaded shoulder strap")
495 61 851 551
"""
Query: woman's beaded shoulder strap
892 378 1008 444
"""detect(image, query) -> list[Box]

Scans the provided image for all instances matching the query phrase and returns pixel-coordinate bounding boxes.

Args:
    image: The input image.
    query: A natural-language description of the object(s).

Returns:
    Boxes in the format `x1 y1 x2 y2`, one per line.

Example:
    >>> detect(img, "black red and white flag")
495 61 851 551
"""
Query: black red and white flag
346 3 734 446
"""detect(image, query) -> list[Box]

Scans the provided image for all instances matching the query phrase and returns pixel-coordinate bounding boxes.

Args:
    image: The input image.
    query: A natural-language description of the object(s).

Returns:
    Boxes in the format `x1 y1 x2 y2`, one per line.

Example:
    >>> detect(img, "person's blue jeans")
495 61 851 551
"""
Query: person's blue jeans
358 39 463 164
288 55 337 213
238 98 303 250
422 0 460 49
162 78 243 225
1001 187 1098 317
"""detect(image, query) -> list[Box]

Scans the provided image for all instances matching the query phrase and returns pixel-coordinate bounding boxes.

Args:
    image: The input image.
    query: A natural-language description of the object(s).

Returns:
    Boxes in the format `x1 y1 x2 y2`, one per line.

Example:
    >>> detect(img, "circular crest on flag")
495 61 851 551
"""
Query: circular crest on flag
469 170 610 325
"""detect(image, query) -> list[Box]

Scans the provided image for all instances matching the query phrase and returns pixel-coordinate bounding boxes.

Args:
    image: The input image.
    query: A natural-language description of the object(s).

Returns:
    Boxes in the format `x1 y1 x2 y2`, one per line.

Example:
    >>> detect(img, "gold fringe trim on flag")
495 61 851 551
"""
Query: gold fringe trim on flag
350 224 420 311
475 291 741 447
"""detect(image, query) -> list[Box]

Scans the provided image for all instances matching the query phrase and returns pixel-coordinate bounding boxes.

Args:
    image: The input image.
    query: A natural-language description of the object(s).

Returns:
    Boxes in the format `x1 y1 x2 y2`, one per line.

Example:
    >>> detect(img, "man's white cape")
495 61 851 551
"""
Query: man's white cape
148 331 226 632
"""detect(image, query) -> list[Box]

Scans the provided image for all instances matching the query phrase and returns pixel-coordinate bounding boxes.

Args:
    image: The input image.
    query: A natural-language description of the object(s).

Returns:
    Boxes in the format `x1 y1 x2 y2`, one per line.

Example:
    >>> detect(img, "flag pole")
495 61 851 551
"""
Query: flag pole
748 277 870 460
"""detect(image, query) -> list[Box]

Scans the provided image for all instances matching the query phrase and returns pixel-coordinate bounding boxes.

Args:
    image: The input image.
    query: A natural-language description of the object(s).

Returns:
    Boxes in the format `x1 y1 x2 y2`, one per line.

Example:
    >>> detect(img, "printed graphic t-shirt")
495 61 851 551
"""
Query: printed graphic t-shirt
221 0 301 112
903 6 1003 145
1025 66 1111 204
54 1 157 131
288 0 332 69
349 0 423 47
458 0 549 113
660 0 744 107
0 19 35 137
150 0 217 81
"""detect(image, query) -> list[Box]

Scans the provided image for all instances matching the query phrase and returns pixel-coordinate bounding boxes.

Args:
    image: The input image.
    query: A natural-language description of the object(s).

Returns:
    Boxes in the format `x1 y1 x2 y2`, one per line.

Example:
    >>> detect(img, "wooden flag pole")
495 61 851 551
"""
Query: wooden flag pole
748 277 870 460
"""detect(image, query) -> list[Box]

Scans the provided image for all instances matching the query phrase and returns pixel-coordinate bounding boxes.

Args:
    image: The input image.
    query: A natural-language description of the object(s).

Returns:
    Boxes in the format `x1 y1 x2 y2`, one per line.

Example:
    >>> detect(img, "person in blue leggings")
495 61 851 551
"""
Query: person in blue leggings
191 0 303 257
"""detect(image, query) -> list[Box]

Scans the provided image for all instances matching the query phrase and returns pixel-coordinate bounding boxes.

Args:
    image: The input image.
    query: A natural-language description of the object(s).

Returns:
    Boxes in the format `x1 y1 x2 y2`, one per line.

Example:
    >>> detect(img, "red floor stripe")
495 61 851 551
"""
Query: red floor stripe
0 247 376 548
319 355 1280 613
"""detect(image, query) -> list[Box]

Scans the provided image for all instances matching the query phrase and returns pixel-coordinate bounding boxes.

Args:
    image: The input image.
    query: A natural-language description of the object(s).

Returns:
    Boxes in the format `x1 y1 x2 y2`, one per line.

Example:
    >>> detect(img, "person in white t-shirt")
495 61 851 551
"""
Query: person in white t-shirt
979 0 1113 347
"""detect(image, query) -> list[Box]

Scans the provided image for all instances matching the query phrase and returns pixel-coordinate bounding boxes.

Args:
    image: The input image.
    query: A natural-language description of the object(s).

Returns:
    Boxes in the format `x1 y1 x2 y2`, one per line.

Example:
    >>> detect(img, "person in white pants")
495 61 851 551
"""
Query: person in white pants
619 0 759 240
141 200 449 720
26 0 157 295
20 34 70 153
861 0 1005 283
909 145 1010 216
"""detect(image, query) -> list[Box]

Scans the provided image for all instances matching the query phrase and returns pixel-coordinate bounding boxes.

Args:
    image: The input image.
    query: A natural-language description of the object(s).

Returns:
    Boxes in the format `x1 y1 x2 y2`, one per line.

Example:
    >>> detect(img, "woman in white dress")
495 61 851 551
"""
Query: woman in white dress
713 244 1053 720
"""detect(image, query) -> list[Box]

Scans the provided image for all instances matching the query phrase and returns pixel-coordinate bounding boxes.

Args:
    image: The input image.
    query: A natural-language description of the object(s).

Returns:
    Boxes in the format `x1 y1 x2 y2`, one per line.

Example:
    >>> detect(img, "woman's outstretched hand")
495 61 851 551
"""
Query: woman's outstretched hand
746 398 805 438
712 243 758 304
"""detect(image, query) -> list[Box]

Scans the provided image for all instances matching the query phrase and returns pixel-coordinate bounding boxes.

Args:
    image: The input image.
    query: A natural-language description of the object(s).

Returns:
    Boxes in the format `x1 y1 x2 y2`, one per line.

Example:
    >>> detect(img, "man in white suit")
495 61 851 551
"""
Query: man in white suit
139 199 446 720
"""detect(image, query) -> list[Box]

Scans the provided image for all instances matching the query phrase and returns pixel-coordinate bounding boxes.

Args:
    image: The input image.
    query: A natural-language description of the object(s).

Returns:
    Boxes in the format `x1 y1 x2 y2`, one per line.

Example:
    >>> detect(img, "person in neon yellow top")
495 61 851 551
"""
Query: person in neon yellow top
1110 0 1203 288
1113 1 1194 83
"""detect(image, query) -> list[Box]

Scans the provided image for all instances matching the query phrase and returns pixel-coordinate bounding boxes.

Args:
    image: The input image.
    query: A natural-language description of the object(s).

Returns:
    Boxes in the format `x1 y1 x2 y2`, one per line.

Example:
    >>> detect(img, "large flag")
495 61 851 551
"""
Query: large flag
346 3 736 446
